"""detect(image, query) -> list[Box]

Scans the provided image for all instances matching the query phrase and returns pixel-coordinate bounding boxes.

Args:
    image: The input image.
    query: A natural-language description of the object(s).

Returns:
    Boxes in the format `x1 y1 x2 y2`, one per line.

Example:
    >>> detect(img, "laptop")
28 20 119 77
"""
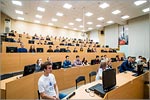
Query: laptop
89 83 106 97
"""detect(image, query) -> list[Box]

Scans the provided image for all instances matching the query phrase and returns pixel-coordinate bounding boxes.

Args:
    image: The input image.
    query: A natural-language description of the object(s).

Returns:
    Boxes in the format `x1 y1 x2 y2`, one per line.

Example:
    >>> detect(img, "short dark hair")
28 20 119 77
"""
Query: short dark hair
66 55 69 58
96 55 99 58
41 61 52 70
49 46 52 48
76 55 79 58
128 56 132 59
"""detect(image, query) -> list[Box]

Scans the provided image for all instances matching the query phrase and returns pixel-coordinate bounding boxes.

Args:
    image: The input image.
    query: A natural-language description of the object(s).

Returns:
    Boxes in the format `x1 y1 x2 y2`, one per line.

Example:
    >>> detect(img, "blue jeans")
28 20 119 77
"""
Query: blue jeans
59 93 67 99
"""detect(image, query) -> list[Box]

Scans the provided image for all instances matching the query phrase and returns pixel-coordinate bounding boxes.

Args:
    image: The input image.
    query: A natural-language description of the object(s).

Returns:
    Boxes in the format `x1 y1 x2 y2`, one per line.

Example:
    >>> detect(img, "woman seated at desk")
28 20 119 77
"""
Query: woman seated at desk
95 61 107 80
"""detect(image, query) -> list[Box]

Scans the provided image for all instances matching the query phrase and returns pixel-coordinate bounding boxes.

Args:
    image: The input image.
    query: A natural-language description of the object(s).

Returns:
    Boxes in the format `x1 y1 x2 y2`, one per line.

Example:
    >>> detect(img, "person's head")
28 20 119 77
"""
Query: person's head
141 57 146 63
36 58 42 65
47 57 51 62
56 46 59 49
20 43 24 48
67 47 69 50
138 56 142 59
127 56 132 62
65 55 69 60
42 61 53 73
76 55 80 60
96 55 99 59
49 46 52 49
104 55 107 58
100 62 107 69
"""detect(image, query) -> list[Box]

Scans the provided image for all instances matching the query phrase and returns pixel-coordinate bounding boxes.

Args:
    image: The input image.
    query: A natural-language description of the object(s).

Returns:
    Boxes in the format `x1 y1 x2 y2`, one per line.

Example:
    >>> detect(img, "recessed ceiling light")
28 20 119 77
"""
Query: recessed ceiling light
134 0 147 6
63 3 72 9
79 25 84 28
73 28 77 30
121 15 130 19
48 23 53 26
87 22 93 25
37 7 45 12
88 28 93 30
64 26 68 28
107 21 114 24
56 12 64 16
69 22 74 25
44 0 49 2
96 25 102 27
15 10 23 14
142 8 149 12
75 18 82 22
17 17 24 20
99 3 109 9
85 12 93 16
34 20 40 23
52 18 58 22
35 15 42 19
12 0 22 6
112 10 121 14
97 17 104 21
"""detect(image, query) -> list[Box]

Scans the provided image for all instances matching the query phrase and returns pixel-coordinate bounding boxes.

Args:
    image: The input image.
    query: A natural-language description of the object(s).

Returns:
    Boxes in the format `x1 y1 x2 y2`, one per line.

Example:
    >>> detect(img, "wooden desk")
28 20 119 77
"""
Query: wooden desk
65 71 149 99
1 53 124 74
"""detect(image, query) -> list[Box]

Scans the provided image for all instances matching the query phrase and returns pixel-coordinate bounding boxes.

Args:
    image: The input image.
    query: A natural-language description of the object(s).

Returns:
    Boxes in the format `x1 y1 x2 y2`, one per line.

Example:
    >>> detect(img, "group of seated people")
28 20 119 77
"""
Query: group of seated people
29 54 113 72
118 56 149 73
16 42 116 53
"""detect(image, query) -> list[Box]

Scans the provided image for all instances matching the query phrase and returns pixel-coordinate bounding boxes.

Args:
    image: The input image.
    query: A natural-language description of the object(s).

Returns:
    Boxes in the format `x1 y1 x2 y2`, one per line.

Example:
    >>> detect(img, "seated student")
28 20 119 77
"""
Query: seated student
95 55 101 64
29 45 36 53
63 55 72 68
38 62 67 99
47 46 53 52
73 55 83 66
47 57 52 63
87 45 92 52
34 33 39 40
82 57 88 66
115 55 121 61
17 43 28 53
80 47 84 52
73 47 78 52
17 37 22 43
35 58 43 72
106 59 112 69
92 47 97 52
54 46 60 52
66 47 71 52
119 56 134 73
95 62 107 80
46 35 50 40
135 56 142 63
103 55 109 62
44 41 47 45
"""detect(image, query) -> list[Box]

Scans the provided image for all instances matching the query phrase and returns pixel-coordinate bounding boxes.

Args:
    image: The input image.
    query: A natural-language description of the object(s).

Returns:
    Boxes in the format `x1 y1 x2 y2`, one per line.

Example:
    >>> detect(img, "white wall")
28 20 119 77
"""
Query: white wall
89 30 100 42
11 20 84 39
128 14 150 59
104 24 119 48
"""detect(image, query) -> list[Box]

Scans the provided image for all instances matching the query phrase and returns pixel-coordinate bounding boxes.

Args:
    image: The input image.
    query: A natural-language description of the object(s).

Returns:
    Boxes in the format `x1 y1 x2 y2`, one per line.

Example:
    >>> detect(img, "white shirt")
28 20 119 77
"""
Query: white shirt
95 68 103 81
38 73 56 97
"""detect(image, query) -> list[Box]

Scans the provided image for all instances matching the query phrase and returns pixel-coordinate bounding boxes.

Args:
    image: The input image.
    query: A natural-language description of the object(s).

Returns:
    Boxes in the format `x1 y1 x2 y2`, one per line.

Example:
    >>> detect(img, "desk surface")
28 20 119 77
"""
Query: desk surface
65 71 136 99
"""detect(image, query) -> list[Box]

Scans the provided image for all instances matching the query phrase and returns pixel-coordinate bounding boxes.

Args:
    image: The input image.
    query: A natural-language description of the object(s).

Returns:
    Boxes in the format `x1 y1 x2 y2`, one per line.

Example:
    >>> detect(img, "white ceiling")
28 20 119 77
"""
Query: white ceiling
1 0 149 32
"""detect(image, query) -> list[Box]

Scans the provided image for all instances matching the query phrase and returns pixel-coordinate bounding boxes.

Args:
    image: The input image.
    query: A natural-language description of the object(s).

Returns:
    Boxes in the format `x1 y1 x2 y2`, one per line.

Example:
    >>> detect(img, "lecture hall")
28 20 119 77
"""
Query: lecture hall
0 0 150 99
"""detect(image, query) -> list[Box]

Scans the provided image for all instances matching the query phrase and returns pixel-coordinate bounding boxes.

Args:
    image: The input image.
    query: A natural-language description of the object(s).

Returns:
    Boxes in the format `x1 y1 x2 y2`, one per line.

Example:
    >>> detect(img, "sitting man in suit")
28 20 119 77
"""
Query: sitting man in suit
17 43 27 53
119 56 134 72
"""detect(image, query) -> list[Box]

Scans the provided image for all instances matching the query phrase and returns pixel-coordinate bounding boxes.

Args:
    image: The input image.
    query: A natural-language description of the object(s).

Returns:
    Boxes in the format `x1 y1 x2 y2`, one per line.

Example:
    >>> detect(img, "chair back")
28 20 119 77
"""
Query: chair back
89 71 96 82
75 76 86 89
